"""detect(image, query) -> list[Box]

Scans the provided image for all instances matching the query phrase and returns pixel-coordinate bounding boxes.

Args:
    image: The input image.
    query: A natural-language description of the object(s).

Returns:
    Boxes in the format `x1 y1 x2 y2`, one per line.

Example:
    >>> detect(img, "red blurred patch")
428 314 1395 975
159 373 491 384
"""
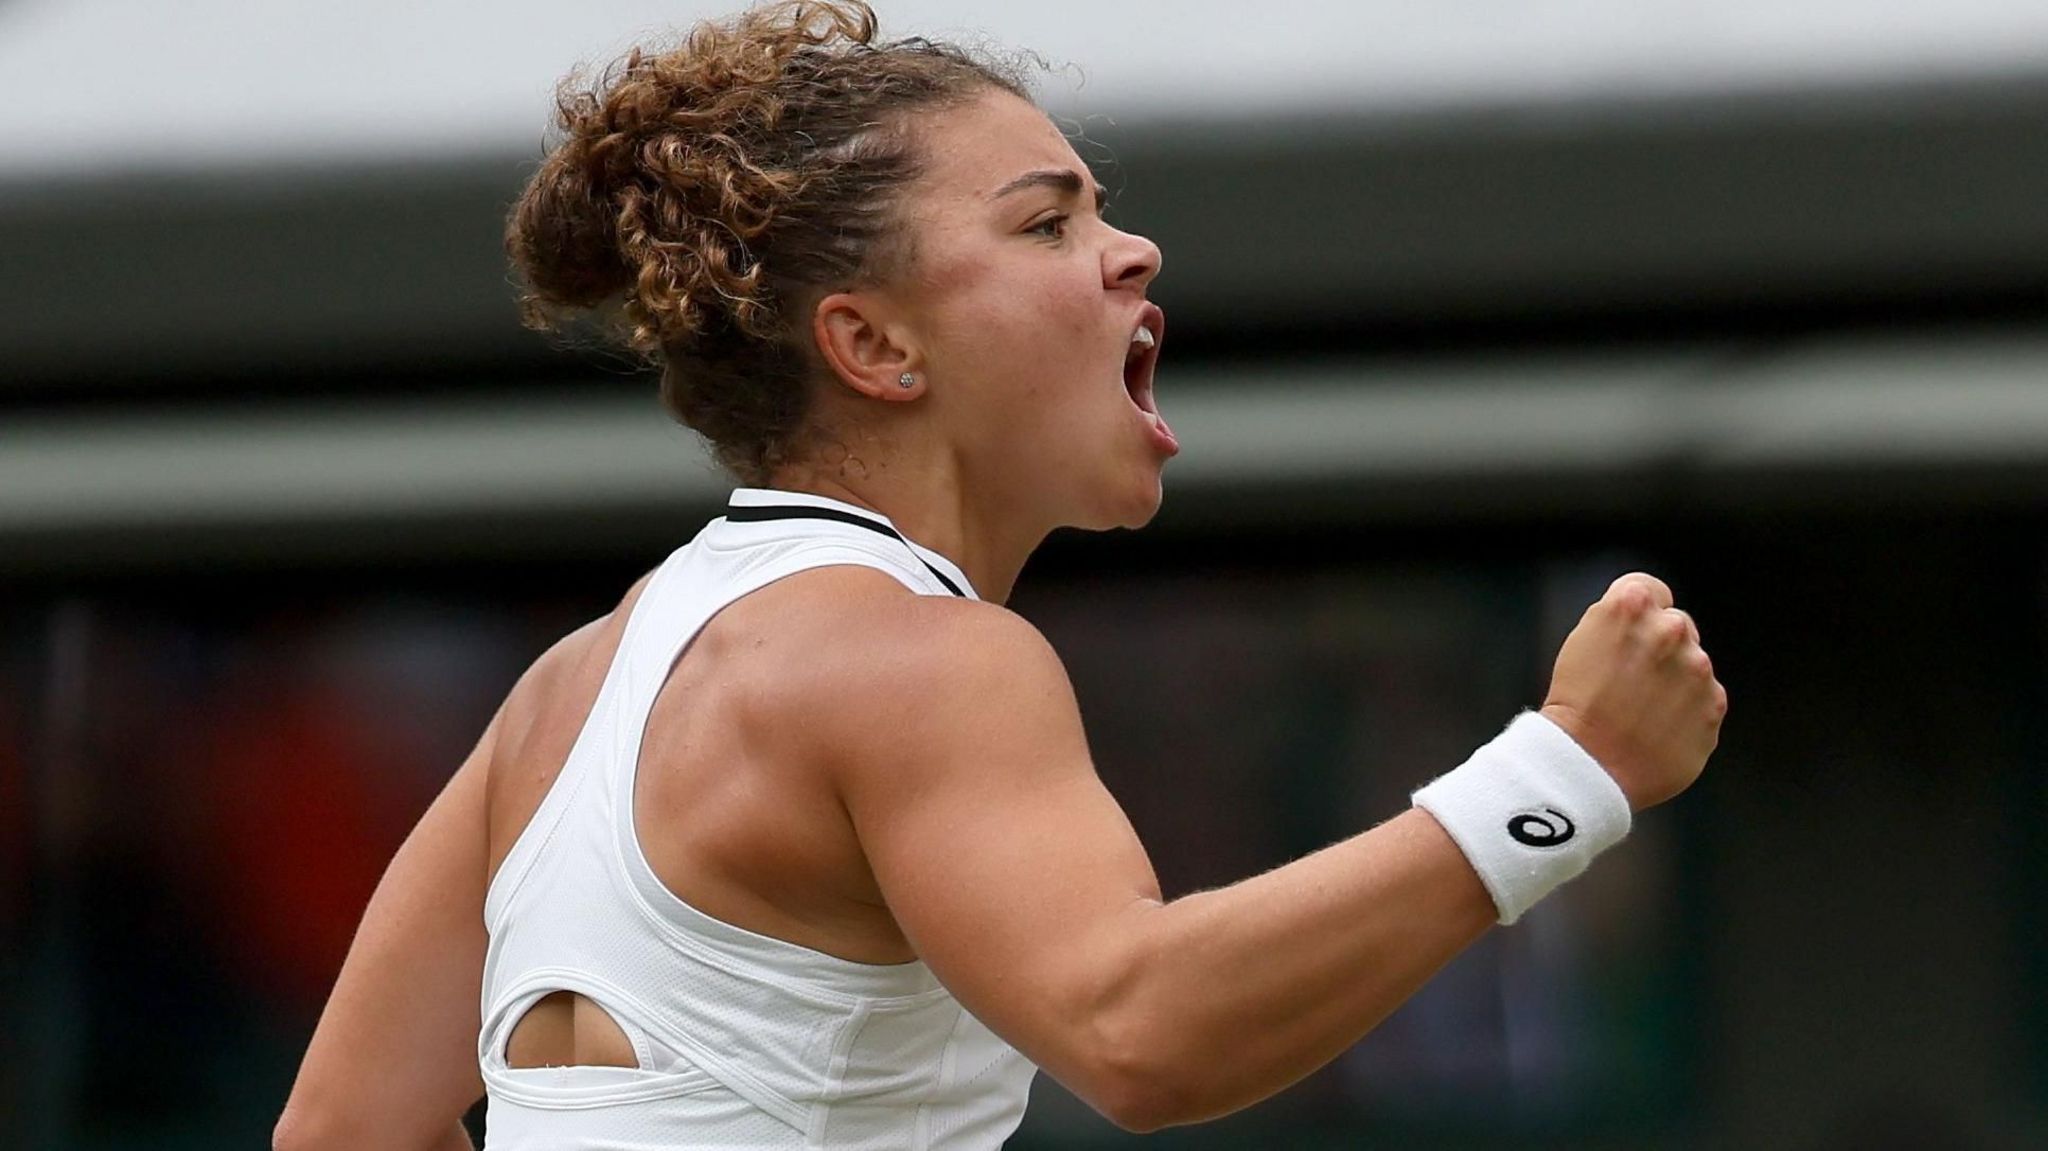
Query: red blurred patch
206 694 405 1009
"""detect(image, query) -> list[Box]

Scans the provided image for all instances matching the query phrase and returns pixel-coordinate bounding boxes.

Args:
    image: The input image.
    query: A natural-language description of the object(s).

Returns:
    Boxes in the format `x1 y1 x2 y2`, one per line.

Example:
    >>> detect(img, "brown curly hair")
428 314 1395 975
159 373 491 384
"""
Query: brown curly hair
506 1 1036 483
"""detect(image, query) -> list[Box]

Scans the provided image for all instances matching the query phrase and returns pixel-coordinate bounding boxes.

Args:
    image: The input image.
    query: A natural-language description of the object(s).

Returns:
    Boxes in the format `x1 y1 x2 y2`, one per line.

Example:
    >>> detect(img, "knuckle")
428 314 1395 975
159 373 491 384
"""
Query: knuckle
1611 583 1652 616
1622 571 1676 608
1650 614 1690 645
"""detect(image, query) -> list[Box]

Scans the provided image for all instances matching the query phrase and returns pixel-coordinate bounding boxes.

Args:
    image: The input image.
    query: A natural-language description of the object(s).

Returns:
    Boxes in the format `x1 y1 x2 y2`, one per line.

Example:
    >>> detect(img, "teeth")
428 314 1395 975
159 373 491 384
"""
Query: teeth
1131 327 1156 350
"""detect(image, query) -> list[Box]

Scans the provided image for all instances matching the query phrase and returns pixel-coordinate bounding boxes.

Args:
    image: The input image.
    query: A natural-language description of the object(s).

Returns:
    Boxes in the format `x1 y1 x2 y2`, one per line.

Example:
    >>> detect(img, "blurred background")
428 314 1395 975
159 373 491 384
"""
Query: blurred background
4 0 2047 1147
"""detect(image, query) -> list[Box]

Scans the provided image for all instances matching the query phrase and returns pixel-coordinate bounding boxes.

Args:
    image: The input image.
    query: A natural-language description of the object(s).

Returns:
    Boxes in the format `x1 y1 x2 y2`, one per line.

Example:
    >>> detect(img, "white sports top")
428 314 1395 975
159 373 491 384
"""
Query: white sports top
479 488 1037 1150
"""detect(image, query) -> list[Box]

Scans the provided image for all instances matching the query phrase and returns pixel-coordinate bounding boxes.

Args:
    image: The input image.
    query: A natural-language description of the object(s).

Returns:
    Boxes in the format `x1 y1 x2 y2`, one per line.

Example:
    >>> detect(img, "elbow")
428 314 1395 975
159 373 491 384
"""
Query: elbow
1058 966 1209 1133
1090 1077 1187 1135
273 1104 340 1151
1069 1014 1208 1134
272 1100 357 1151
271 1107 317 1151
1045 910 1237 1133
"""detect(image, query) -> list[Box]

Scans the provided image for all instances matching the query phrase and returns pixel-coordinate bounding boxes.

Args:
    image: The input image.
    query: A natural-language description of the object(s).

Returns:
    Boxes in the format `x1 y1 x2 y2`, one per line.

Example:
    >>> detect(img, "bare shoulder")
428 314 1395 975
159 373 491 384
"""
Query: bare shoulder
740 566 1084 794
756 565 1070 714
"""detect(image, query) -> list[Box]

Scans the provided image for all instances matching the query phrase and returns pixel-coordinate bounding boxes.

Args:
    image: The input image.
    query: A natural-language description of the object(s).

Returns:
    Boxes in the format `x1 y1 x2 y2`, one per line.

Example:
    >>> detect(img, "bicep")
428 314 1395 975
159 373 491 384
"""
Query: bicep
834 610 1161 1075
280 717 496 1147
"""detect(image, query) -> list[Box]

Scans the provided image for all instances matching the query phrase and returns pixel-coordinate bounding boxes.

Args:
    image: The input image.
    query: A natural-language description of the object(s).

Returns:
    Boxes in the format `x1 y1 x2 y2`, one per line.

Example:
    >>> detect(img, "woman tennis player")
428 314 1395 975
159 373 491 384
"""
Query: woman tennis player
275 3 1724 1147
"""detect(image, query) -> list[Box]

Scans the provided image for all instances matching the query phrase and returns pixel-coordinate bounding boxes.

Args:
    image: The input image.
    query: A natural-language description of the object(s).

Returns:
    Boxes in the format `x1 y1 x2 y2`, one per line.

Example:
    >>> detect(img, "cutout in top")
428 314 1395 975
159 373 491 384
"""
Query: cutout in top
505 990 638 1069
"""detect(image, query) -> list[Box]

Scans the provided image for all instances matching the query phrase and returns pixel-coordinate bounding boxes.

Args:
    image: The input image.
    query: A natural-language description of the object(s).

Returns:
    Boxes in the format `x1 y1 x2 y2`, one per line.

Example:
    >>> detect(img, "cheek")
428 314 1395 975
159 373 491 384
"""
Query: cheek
953 286 1098 401
918 246 1109 436
1013 275 1110 396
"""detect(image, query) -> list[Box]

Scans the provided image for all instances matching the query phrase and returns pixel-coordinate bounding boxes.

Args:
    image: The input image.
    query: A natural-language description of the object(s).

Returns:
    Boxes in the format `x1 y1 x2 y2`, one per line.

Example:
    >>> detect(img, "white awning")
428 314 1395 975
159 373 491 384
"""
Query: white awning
5 329 2045 565
4 0 2048 180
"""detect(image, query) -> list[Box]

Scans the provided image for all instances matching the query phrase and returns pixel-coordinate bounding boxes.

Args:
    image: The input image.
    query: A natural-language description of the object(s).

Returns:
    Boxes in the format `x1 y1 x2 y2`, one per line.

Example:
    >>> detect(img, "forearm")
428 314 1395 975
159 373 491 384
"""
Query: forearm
1101 808 1493 1128
275 1112 476 1151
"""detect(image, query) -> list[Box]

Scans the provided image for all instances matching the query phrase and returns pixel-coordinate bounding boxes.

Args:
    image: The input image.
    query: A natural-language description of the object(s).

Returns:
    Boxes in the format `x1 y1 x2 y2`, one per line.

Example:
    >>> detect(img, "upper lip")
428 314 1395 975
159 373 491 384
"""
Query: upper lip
1134 302 1165 351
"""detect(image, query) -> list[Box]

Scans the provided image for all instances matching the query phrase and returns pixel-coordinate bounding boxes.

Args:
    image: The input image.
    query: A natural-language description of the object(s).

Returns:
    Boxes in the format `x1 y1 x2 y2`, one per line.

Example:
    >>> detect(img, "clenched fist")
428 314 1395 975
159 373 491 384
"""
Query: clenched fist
1540 572 1726 812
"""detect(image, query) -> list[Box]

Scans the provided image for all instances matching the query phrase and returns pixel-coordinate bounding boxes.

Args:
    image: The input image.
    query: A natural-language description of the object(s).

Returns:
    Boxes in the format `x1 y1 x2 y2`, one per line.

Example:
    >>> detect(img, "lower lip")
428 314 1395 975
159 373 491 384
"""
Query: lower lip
1144 408 1179 456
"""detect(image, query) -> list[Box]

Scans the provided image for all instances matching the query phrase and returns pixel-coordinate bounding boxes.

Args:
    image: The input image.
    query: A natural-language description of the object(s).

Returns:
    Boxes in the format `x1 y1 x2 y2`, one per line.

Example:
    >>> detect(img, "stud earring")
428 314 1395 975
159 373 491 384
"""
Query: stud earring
898 372 917 390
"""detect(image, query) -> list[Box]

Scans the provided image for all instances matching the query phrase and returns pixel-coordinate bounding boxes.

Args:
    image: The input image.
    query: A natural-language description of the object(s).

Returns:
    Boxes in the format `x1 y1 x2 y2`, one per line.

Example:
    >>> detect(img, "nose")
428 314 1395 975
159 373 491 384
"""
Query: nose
1103 225 1162 294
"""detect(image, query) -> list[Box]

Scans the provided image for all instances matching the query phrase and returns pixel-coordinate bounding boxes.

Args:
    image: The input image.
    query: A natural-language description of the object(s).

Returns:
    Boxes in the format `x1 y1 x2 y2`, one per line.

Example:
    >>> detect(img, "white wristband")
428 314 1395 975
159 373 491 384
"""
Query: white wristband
1412 711 1631 925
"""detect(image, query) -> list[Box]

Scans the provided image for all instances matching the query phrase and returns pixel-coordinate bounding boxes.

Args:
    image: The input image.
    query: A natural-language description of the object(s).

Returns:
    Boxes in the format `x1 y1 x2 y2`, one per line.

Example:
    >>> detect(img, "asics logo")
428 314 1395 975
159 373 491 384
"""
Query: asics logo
1507 808 1576 848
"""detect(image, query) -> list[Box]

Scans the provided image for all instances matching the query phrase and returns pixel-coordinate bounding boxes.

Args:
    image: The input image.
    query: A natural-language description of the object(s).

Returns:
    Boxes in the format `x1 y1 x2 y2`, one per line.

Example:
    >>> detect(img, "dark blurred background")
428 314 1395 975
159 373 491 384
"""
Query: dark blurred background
4 1 2048 1148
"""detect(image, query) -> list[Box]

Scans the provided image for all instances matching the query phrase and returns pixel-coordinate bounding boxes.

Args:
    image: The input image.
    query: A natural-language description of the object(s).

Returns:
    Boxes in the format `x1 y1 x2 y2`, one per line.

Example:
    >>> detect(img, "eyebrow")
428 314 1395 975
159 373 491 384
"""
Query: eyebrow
990 168 1108 212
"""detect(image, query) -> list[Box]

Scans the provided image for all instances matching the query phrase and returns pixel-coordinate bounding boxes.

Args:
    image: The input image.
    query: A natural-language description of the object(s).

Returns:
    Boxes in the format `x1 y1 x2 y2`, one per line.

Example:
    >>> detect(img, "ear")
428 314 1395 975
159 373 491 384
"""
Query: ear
811 290 925 402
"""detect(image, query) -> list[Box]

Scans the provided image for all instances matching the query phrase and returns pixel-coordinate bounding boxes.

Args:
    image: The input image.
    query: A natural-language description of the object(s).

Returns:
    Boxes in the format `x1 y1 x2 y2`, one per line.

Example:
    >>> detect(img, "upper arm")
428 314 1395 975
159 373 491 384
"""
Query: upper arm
277 711 497 1149
824 602 1163 1094
278 572 649 1149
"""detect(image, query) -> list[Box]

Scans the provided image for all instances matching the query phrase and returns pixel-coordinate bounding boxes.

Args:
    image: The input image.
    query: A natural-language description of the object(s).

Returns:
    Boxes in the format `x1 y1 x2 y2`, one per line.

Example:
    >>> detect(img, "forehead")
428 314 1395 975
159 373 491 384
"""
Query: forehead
909 89 1086 209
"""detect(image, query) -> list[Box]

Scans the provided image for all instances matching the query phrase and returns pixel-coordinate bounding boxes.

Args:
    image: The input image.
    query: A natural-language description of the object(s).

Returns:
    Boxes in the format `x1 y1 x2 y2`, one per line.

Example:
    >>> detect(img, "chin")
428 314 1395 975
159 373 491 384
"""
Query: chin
1082 467 1167 532
1120 476 1167 529
1039 435 1170 533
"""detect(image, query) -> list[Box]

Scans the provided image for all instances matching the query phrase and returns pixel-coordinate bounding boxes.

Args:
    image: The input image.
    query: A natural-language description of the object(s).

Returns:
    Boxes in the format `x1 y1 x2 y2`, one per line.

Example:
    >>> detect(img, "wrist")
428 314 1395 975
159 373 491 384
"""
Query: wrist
1538 702 1649 812
1412 710 1632 925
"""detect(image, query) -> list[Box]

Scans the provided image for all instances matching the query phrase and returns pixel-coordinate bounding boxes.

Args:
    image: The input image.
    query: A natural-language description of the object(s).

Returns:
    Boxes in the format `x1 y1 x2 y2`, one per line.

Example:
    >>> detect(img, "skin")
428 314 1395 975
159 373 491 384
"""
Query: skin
275 88 1725 1149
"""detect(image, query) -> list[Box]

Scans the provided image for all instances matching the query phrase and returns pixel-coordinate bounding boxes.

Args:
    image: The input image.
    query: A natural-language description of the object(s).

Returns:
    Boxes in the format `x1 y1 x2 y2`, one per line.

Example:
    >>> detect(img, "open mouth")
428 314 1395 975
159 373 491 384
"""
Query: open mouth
1123 305 1165 419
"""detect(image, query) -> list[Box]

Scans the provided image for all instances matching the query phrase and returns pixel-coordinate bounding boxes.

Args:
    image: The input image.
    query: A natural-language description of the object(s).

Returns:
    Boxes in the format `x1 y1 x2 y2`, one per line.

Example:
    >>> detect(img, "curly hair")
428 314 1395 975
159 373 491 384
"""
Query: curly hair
506 1 1036 483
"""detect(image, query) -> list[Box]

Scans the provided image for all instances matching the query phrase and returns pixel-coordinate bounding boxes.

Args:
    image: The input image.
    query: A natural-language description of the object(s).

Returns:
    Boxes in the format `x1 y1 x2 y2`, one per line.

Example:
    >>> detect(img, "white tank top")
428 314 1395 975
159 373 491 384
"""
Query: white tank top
479 488 1038 1150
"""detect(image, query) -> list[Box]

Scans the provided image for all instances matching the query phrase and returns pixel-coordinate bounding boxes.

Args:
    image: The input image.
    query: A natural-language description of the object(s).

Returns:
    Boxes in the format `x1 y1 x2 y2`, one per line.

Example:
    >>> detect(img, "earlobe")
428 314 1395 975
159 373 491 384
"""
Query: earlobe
813 292 923 402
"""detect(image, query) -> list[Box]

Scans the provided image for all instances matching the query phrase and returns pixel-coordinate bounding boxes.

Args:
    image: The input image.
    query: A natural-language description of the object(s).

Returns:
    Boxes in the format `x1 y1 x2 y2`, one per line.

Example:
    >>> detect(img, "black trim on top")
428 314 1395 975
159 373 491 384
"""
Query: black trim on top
724 504 966 598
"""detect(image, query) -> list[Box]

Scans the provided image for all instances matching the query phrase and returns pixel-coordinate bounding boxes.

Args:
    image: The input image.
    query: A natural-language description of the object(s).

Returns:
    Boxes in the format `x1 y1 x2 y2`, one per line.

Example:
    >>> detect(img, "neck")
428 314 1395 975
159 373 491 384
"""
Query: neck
765 457 1048 605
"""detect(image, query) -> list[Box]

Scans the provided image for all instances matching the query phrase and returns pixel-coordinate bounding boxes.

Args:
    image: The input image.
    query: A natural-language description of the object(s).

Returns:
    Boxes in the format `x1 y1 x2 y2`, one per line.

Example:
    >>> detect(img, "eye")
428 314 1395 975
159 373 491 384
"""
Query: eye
1027 213 1069 240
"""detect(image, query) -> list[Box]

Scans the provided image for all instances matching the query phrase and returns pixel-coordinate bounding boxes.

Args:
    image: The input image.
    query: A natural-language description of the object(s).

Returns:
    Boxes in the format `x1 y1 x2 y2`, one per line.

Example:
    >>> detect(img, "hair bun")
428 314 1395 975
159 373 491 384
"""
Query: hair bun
504 1 1036 484
506 138 635 318
506 10 860 351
